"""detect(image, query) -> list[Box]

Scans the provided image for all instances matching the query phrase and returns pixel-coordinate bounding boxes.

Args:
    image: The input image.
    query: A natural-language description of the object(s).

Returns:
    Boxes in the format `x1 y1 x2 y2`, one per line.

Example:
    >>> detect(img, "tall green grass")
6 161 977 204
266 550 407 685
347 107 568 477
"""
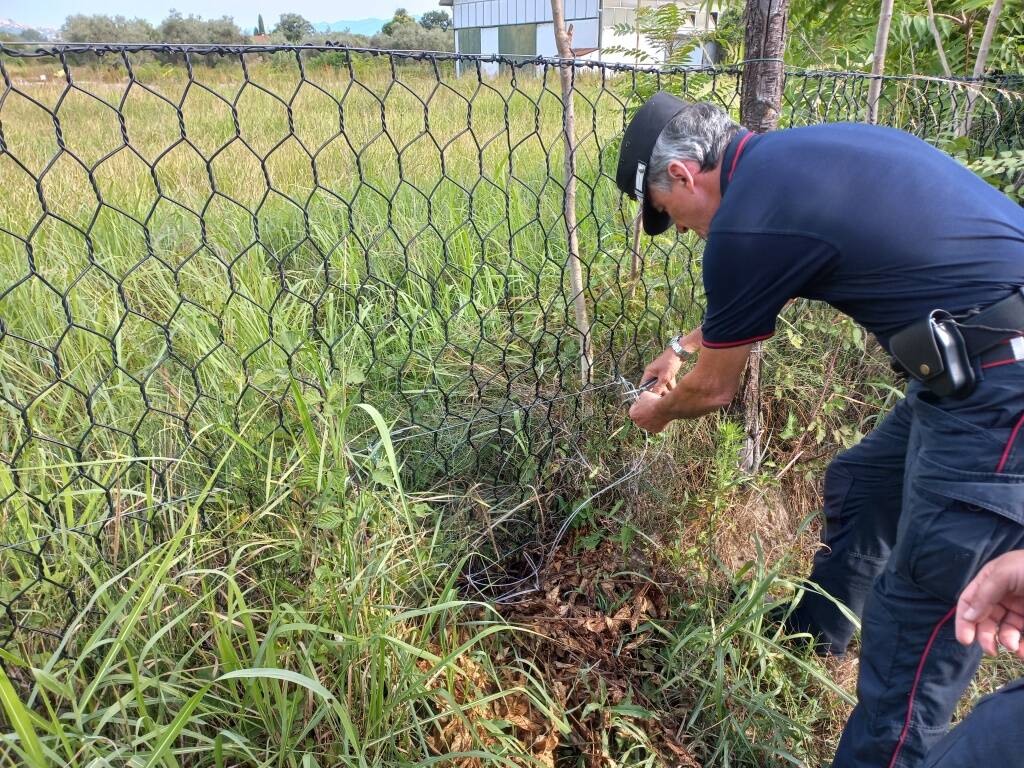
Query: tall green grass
0 55 703 501
0 380 572 766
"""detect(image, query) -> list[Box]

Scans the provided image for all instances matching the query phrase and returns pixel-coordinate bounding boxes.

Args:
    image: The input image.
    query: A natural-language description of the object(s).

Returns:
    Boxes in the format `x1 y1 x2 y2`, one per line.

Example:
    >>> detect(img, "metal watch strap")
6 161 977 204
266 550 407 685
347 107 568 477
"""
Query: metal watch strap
668 334 690 360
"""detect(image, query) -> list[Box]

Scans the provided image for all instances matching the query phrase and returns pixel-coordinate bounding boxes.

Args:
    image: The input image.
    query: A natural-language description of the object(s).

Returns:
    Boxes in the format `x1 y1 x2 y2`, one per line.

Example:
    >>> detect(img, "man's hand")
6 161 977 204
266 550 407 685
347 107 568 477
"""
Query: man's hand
956 550 1024 659
640 350 683 396
628 391 672 434
640 328 702 395
630 339 752 432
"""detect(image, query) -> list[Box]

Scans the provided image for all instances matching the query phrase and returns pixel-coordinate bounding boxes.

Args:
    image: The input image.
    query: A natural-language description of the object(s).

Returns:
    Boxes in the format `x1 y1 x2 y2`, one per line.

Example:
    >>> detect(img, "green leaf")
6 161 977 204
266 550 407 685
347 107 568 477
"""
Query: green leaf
314 507 348 530
140 683 213 768
0 664 48 767
357 403 403 496
217 667 335 702
30 668 73 701
289 377 321 455
609 703 657 719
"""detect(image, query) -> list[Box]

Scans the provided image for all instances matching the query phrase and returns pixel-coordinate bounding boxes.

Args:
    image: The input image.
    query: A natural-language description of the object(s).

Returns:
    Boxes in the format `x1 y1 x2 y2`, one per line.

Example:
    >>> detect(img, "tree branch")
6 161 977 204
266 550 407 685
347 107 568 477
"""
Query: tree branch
925 0 953 77
549 0 593 387
866 0 895 124
960 0 1005 136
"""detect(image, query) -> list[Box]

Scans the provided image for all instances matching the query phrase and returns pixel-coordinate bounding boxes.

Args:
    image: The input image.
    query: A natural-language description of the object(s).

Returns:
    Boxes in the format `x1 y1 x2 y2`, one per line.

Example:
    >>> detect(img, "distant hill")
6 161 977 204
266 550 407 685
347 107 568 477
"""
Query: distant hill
0 17 60 40
313 19 387 37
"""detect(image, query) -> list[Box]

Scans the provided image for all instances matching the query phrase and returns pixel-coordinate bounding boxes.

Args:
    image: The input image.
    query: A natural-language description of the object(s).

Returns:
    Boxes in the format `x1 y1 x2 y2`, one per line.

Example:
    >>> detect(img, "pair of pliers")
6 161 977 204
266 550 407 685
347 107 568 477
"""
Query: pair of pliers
619 376 659 404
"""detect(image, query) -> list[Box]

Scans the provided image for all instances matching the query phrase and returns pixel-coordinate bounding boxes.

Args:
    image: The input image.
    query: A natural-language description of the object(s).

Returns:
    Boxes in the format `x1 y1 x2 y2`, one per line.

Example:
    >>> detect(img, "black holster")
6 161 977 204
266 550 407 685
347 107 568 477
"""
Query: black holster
890 310 976 399
889 287 1024 400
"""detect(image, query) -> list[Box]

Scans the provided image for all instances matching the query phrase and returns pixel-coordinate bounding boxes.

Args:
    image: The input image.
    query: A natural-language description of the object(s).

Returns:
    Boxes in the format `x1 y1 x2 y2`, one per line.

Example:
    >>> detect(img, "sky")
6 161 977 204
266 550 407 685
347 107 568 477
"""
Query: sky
4 0 443 30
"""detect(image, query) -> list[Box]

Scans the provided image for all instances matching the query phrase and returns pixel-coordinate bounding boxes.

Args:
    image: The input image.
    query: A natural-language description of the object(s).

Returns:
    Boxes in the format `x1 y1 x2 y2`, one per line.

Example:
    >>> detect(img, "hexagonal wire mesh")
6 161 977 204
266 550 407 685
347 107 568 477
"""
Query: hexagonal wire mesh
1 43 1022 652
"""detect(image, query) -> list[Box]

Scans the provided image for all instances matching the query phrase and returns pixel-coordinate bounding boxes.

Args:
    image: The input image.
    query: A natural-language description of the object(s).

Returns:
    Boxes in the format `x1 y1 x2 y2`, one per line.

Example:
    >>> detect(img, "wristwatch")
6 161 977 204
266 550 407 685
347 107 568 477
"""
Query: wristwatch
668 334 692 361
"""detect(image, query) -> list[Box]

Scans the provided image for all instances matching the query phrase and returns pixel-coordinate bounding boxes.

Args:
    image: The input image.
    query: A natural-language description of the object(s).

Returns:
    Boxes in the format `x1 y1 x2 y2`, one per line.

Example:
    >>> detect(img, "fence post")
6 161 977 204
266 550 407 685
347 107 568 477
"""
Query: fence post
739 0 789 474
550 0 594 388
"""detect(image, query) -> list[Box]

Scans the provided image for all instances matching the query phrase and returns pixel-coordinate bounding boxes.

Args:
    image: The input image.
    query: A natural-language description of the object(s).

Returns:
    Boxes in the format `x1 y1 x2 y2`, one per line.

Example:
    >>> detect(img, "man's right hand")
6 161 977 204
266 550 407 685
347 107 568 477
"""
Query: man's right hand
641 328 702 395
641 349 683 396
956 549 1024 659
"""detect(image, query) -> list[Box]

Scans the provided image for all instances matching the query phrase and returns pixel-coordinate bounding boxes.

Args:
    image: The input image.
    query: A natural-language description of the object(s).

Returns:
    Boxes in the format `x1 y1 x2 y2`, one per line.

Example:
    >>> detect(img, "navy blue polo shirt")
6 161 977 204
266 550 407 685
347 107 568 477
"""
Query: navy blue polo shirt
700 123 1024 351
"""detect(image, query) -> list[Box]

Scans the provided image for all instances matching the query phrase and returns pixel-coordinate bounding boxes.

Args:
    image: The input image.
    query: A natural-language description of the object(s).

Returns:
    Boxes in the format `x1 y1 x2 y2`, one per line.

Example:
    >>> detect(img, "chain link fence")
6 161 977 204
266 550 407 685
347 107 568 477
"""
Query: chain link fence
1 42 1022 652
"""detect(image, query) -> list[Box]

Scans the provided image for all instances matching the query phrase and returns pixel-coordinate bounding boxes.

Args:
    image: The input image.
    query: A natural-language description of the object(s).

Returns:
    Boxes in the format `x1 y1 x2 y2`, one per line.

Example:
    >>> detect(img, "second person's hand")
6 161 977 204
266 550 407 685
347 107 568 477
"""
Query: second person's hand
956 550 1024 659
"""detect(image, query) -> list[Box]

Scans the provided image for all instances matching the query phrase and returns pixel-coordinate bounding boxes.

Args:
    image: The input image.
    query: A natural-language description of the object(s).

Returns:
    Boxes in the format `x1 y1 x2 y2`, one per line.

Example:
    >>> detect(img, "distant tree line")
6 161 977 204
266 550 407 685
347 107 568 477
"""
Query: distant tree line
51 9 453 52
60 11 248 45
0 28 49 43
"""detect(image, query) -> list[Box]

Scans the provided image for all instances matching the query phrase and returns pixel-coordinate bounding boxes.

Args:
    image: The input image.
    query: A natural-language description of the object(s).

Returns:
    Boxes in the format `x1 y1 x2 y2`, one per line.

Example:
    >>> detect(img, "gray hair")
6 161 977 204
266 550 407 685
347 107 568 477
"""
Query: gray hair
646 102 740 192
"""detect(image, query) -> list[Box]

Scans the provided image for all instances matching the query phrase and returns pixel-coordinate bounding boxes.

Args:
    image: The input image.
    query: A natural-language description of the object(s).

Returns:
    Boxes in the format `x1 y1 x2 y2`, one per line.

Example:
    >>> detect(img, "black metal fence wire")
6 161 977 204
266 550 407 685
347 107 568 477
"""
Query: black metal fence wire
1 42 1022 652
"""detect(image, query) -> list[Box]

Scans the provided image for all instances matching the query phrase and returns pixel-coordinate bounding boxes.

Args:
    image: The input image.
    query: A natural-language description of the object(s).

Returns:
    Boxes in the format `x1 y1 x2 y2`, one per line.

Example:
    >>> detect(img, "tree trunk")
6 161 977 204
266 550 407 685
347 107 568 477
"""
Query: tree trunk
925 0 953 77
738 0 788 474
740 0 789 132
550 0 593 387
867 0 895 124
961 0 1005 136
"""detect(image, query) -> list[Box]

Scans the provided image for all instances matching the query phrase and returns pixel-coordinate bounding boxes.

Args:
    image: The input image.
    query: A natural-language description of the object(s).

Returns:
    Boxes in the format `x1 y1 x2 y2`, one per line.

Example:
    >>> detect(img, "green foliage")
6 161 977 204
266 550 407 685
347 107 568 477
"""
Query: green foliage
965 149 1024 202
371 20 455 51
604 2 738 65
595 0 1024 75
0 28 47 43
159 10 249 44
257 13 266 36
273 13 315 43
788 0 1024 75
381 7 415 36
712 419 747 492
61 14 158 43
0 399 551 766
303 30 372 53
60 11 247 45
419 10 453 31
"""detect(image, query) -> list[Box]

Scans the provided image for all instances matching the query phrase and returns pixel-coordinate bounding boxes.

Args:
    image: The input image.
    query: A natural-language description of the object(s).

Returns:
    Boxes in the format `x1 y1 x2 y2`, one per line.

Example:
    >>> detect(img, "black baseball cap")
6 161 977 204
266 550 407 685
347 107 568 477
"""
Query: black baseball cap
615 91 688 236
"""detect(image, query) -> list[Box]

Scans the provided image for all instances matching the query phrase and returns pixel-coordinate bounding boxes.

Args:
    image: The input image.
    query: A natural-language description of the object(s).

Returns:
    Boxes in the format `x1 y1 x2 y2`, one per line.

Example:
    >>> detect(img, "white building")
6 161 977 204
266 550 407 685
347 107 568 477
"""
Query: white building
440 0 719 74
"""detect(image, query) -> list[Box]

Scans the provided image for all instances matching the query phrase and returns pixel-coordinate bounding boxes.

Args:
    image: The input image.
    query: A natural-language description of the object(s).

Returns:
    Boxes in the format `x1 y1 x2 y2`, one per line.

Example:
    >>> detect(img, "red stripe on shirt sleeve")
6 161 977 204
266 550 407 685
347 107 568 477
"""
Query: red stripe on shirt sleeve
701 332 774 349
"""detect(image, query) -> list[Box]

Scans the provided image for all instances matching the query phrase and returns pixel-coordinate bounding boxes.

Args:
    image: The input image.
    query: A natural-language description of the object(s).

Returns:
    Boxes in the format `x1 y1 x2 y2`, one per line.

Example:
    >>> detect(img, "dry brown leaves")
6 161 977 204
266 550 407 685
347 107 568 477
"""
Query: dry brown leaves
417 648 563 767
497 536 699 768
420 534 698 766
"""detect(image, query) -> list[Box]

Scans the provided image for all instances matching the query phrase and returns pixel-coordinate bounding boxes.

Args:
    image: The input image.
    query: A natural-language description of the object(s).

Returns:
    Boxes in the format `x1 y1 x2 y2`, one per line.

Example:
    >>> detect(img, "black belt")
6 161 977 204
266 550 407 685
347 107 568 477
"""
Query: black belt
979 336 1024 369
955 286 1024 357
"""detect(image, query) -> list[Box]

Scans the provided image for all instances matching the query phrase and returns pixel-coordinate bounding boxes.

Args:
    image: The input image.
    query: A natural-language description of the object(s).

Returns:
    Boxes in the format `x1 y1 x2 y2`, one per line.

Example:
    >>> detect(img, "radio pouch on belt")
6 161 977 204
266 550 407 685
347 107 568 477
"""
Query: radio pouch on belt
889 310 977 399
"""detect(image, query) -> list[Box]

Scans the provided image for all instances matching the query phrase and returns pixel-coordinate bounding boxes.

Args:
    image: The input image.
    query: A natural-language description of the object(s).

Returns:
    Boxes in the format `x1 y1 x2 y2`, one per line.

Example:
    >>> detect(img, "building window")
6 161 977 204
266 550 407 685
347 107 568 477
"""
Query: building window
603 7 633 28
458 27 482 54
499 23 537 58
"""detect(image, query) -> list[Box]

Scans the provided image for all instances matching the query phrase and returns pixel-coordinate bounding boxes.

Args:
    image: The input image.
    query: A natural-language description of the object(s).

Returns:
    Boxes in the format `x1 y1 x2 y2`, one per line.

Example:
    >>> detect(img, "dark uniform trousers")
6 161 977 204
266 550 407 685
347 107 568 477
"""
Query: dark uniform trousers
786 358 1024 767
923 677 1024 766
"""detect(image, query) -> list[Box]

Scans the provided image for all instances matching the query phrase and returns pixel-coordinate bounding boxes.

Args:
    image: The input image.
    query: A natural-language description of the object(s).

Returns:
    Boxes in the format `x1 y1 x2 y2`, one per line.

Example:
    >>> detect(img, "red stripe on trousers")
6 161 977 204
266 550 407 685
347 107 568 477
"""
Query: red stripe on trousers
996 412 1024 474
887 607 957 768
888 410 1024 765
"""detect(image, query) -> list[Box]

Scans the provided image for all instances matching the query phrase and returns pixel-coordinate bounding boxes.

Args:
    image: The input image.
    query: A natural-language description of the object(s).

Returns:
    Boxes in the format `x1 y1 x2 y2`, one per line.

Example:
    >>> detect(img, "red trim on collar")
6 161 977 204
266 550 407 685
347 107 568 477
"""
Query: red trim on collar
727 131 754 182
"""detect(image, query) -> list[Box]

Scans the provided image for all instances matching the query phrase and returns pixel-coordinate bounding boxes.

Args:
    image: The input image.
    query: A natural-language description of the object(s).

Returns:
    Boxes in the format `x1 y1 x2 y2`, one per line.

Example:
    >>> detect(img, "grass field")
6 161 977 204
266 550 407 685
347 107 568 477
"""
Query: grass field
0 48 1018 766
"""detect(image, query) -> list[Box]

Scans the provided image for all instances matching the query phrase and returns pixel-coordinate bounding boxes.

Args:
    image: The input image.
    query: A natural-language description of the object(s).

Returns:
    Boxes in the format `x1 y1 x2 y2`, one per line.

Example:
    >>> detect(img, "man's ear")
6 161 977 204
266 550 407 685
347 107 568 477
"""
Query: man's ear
666 159 698 191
